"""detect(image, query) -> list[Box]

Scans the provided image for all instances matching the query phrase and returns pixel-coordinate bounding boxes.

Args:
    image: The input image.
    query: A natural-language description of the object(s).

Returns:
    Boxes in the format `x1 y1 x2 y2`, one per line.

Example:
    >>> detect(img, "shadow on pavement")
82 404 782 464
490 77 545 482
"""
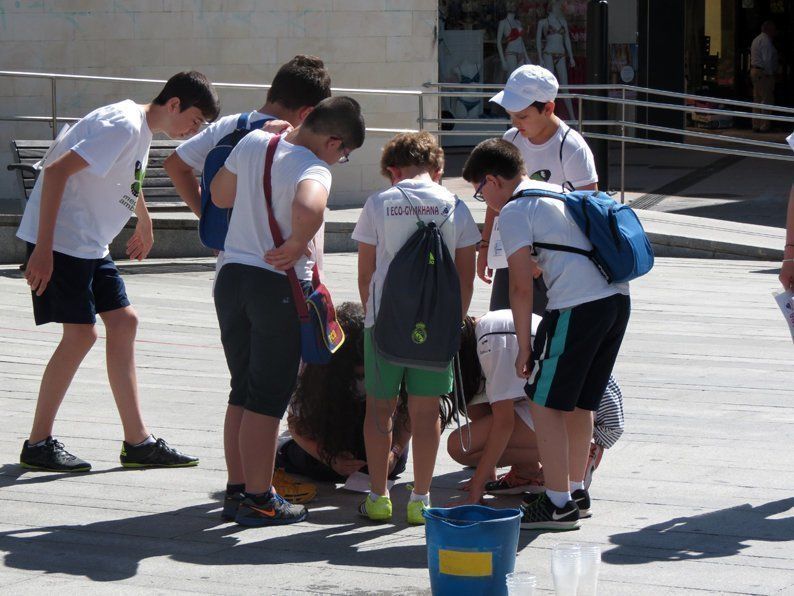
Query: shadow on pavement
0 499 425 582
603 497 794 564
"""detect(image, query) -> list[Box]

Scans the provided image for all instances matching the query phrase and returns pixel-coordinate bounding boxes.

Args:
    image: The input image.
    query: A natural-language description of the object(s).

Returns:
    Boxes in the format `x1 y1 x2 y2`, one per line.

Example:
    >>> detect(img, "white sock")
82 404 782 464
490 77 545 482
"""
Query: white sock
133 435 156 447
546 489 572 508
369 490 388 502
570 480 585 492
409 491 430 505
29 438 48 448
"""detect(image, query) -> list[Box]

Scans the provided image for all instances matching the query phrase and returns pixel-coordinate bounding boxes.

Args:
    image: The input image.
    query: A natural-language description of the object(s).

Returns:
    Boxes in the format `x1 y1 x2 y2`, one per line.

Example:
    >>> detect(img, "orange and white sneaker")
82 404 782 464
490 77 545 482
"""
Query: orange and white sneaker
583 443 605 490
484 467 545 495
273 468 317 504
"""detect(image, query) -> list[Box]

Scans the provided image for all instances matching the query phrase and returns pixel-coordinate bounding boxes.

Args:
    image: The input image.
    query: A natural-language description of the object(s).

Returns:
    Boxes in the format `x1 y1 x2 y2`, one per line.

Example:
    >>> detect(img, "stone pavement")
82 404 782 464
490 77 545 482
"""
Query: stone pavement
0 254 793 595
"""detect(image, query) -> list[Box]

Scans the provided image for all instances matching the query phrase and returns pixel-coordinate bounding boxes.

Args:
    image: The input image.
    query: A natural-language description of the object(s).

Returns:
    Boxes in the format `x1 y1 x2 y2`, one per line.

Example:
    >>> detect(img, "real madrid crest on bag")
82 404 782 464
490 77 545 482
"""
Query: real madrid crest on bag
373 187 462 372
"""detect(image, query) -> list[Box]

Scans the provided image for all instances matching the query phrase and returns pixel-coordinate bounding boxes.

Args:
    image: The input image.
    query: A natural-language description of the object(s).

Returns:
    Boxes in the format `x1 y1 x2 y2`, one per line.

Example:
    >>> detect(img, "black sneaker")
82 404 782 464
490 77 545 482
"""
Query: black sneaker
20 437 91 473
572 488 591 518
235 491 308 527
519 492 580 530
120 437 199 468
222 491 245 521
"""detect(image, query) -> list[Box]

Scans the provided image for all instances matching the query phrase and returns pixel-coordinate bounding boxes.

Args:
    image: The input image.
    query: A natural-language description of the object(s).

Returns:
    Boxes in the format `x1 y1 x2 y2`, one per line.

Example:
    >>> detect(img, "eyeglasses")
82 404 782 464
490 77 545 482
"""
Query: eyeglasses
473 179 487 202
332 137 350 163
339 143 350 164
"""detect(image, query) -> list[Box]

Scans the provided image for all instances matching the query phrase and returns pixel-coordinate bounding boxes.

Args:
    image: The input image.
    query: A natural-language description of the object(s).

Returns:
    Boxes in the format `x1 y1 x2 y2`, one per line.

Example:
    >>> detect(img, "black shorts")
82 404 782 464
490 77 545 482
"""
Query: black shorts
25 243 130 326
526 293 630 412
214 263 302 418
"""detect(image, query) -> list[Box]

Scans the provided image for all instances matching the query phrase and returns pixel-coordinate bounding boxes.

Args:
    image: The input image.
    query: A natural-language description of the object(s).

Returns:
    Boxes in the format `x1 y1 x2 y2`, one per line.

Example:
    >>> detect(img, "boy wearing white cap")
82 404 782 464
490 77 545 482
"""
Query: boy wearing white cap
480 64 598 312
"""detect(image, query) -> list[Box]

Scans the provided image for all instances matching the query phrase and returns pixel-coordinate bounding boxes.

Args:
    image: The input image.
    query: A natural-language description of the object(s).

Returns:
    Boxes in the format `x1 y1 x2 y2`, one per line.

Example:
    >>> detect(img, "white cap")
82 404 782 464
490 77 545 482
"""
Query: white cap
787 132 794 151
490 65 559 112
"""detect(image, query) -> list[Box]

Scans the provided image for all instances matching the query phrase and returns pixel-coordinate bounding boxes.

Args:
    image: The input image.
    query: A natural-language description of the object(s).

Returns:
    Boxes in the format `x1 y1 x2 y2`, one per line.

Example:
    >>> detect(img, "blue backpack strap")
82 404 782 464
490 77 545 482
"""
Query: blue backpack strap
235 112 250 130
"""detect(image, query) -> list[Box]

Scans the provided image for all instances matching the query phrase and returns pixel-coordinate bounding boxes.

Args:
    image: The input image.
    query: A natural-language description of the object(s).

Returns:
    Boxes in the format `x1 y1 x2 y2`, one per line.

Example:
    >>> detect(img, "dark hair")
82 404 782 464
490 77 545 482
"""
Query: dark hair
462 138 526 183
438 316 484 427
289 302 409 465
380 132 444 178
303 96 366 150
152 71 220 122
266 55 331 110
529 100 551 113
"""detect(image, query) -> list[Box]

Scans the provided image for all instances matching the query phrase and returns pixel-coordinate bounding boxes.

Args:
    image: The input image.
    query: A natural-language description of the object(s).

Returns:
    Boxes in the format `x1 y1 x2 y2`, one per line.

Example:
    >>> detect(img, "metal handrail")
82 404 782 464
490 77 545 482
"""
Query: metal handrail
425 80 794 115
2 69 792 207
0 69 424 139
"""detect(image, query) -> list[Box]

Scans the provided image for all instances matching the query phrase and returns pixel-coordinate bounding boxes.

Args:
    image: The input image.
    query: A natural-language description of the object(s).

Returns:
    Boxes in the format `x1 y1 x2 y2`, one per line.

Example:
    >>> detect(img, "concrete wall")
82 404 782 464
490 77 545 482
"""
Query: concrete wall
0 0 439 211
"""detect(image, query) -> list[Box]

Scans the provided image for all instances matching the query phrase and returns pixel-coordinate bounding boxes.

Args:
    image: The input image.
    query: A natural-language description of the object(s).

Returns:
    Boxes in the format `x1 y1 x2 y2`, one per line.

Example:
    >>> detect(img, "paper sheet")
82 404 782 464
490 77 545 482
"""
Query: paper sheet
341 471 395 493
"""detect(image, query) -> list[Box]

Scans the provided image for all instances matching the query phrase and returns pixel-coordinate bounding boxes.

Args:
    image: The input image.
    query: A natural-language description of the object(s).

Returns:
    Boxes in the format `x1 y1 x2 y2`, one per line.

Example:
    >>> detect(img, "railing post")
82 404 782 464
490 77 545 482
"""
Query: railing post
621 87 626 204
578 96 583 133
417 93 424 131
50 78 57 139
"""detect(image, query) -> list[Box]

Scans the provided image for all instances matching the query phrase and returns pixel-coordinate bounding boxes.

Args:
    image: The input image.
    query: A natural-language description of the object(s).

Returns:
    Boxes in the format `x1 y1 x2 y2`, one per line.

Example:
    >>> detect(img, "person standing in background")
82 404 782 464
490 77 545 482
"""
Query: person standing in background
750 20 778 133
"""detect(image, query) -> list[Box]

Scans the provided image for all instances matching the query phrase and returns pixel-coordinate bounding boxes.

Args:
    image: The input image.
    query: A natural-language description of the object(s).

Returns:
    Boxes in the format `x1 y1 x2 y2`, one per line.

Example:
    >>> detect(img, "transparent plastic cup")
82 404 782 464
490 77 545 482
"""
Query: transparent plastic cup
505 572 537 596
551 543 581 596
576 544 601 596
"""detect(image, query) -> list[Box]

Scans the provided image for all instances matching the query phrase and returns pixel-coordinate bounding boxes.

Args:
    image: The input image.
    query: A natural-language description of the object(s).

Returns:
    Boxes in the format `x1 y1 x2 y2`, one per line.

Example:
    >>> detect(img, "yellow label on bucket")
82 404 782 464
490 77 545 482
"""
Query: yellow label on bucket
438 549 493 577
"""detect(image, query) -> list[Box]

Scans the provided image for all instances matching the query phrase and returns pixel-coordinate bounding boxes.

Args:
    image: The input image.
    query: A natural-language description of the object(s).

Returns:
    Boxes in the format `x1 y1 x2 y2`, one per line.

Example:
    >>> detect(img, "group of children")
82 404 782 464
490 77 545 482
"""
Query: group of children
16 58 630 532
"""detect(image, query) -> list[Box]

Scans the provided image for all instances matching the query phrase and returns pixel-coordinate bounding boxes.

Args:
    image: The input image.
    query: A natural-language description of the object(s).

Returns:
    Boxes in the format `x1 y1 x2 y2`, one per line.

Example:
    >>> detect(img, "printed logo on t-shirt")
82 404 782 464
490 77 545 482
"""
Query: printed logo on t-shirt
119 160 144 212
383 197 455 256
530 169 551 182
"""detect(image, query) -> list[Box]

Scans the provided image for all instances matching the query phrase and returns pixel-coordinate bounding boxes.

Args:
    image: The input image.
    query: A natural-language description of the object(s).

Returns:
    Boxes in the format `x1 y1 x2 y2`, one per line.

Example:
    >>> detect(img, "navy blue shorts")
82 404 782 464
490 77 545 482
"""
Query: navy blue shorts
25 243 130 326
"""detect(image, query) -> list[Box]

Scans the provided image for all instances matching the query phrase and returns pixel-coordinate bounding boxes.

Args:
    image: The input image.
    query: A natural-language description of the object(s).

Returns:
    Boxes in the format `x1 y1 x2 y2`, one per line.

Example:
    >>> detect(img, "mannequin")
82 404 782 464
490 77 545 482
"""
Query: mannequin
496 3 530 77
454 61 483 117
536 0 575 118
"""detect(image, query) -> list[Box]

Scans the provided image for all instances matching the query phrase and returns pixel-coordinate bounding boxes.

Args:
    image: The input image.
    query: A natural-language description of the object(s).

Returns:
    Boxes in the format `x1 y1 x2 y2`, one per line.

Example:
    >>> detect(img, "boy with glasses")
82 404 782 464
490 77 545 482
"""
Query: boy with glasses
209 97 366 527
164 55 333 507
462 139 630 530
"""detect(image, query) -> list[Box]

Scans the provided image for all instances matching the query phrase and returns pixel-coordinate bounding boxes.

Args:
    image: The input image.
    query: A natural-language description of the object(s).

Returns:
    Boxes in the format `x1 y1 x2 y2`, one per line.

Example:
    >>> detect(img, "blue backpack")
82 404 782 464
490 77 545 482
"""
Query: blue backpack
199 113 273 250
515 188 654 284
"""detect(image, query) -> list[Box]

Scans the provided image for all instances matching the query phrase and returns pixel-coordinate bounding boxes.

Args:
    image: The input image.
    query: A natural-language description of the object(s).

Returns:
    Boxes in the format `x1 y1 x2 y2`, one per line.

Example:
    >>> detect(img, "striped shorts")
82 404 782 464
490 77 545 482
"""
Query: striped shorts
526 293 630 412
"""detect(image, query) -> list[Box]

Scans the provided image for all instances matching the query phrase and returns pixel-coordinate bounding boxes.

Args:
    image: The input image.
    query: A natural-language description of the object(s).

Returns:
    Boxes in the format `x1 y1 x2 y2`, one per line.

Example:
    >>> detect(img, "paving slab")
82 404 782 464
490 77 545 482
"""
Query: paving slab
0 255 793 595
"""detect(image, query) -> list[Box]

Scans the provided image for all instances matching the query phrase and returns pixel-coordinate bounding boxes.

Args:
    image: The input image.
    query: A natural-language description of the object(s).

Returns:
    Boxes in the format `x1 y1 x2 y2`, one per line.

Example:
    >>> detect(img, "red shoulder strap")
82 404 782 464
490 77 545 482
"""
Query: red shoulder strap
262 134 311 320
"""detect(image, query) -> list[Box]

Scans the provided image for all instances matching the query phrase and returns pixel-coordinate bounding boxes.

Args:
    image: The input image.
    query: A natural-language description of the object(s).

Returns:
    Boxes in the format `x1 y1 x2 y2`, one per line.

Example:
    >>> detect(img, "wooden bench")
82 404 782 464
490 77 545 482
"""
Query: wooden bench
7 139 191 211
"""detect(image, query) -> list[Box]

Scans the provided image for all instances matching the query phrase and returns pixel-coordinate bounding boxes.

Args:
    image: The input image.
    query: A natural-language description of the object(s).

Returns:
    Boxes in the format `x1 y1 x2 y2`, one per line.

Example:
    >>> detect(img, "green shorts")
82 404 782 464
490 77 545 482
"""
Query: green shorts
364 327 453 399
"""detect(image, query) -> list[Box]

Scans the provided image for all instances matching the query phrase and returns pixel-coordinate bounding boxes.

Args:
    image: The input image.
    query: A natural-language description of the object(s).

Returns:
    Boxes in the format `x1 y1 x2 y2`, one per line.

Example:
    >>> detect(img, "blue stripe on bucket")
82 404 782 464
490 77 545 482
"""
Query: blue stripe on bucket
533 309 571 407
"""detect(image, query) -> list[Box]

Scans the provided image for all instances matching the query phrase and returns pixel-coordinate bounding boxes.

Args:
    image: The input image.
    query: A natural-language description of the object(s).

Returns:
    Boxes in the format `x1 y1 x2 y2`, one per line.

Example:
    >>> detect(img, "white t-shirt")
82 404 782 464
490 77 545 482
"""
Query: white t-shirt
498 180 629 310
489 123 597 270
17 100 152 259
175 110 274 171
352 178 481 327
221 130 331 280
503 122 597 188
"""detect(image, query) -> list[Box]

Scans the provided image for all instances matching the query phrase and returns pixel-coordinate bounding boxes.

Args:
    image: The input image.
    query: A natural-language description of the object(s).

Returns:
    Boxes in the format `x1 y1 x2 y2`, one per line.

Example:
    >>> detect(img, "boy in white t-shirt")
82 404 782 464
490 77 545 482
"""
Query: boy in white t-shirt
481 64 598 312
209 97 366 527
462 139 630 531
165 55 331 508
17 71 220 474
352 132 481 525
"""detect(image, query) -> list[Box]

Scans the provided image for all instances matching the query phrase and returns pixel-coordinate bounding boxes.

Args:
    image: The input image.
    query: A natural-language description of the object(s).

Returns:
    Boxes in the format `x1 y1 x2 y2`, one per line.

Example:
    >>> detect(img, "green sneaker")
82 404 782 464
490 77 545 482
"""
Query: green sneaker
407 498 430 525
358 494 392 521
